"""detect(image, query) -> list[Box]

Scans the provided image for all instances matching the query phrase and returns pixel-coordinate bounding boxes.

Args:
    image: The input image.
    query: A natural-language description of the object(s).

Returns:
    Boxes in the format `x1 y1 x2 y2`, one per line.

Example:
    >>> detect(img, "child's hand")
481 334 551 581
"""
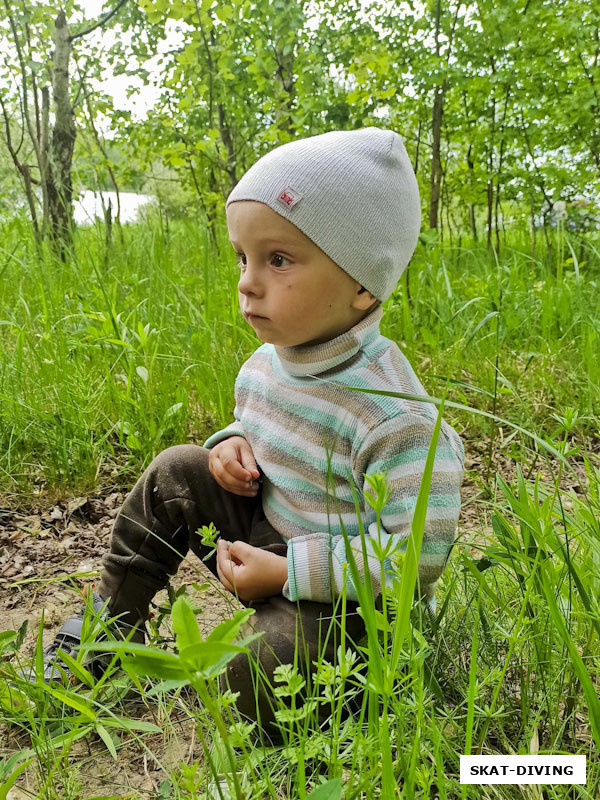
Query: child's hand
208 436 260 497
216 540 288 603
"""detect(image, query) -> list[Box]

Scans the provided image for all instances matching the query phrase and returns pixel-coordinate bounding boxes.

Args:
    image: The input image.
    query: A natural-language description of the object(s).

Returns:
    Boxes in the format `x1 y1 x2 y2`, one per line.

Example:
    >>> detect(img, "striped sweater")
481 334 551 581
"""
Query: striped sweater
203 304 464 609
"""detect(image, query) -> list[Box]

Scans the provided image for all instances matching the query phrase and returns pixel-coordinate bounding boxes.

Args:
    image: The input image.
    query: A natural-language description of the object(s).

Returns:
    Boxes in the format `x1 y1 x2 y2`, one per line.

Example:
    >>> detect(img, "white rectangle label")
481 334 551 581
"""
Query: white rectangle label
460 755 586 784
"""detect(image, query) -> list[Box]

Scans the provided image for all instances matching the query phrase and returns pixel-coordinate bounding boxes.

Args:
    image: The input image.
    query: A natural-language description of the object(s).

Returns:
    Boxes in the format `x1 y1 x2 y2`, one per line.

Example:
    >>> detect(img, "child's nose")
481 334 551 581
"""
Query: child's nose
238 256 261 286
237 261 263 290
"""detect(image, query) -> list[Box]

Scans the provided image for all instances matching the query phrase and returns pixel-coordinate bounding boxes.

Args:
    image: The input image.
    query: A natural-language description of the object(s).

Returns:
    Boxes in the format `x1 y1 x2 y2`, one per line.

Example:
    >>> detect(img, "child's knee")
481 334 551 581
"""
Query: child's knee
145 444 209 500
151 443 207 477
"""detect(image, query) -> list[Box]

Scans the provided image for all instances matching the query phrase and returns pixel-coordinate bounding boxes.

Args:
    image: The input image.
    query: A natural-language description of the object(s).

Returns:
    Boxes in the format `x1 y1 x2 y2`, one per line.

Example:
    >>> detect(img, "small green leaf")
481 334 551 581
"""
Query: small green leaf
0 679 33 712
121 653 187 681
99 717 162 732
81 640 159 656
0 751 35 797
53 647 96 688
127 434 142 451
205 607 256 645
178 640 245 672
96 723 118 760
82 641 186 680
158 779 173 799
372 608 392 633
47 724 94 751
0 748 34 780
145 679 190 697
42 685 96 720
165 402 183 418
171 595 202 650
215 2 232 18
0 630 18 652
15 620 28 650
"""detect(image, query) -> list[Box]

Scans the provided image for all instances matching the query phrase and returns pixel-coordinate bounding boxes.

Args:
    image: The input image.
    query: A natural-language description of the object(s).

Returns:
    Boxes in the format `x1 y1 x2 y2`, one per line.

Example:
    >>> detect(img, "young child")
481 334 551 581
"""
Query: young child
34 127 464 743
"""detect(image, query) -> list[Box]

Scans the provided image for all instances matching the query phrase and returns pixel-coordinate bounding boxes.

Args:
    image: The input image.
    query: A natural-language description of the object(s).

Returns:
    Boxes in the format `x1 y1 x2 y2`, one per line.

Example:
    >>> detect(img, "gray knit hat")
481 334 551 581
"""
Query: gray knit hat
225 126 421 302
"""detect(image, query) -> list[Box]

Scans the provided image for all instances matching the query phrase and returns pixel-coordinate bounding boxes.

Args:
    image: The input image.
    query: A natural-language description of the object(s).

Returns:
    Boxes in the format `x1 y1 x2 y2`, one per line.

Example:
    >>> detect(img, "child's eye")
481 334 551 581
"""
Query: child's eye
235 253 289 269
271 254 289 268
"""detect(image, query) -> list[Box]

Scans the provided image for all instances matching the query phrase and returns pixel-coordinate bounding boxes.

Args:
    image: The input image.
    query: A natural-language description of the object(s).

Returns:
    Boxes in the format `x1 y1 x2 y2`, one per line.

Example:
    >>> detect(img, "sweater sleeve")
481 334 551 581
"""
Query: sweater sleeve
282 413 464 605
202 404 246 449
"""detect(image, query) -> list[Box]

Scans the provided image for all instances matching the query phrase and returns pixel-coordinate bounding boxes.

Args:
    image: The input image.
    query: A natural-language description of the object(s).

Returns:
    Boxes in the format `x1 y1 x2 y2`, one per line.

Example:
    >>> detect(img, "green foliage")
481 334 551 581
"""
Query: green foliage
81 595 261 684
2 0 600 240
0 749 35 799
0 216 597 498
306 779 343 799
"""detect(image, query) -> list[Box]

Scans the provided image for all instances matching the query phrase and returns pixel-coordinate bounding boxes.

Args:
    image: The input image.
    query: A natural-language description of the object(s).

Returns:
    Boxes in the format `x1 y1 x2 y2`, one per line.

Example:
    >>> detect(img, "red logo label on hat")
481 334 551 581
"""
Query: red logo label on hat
277 186 302 209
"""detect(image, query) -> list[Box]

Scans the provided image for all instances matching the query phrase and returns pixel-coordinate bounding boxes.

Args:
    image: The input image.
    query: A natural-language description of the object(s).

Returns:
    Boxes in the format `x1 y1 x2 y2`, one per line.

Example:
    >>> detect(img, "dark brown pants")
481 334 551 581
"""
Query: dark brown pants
97 444 368 744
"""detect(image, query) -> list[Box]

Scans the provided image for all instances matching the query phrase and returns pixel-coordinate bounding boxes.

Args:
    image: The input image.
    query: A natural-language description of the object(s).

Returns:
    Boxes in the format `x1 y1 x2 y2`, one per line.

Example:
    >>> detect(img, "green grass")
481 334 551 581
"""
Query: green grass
0 215 598 502
0 215 599 798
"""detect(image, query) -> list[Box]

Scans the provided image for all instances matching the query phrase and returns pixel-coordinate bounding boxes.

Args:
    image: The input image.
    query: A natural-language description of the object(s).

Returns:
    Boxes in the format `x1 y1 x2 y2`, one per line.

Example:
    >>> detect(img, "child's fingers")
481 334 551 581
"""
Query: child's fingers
241 458 260 481
217 457 258 496
219 540 239 581
237 441 259 478
216 544 234 591
217 566 234 593
222 452 254 481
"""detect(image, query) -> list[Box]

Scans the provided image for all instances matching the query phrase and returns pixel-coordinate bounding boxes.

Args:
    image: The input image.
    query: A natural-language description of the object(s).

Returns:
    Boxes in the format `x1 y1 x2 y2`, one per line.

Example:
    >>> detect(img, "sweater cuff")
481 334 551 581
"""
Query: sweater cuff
282 534 335 603
202 422 246 449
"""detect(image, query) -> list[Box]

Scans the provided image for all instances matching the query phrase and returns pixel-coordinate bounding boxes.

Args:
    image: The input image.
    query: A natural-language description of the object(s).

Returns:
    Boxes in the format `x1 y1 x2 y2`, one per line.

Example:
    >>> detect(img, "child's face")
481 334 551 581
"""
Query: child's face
227 201 377 347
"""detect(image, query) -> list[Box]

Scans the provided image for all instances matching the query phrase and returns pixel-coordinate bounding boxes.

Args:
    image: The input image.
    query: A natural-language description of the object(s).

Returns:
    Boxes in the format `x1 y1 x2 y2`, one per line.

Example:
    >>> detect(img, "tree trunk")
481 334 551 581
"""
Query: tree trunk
40 87 50 239
414 118 422 174
429 86 444 230
469 203 477 243
48 10 76 255
467 144 477 241
218 101 238 197
0 96 41 241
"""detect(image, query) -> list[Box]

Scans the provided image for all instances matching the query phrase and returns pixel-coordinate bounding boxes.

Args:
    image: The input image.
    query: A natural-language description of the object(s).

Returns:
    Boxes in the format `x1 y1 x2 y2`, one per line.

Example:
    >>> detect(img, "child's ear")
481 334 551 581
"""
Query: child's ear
358 285 380 309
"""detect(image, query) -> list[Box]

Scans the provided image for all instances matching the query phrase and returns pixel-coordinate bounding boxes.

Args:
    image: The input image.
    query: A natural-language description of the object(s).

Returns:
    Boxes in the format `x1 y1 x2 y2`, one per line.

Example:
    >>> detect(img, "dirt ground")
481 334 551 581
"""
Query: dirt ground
0 437 596 798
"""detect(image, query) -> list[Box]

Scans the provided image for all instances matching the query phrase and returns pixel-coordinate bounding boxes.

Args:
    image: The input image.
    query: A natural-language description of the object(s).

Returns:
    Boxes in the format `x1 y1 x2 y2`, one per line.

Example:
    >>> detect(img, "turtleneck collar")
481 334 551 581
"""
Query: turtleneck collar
273 303 384 377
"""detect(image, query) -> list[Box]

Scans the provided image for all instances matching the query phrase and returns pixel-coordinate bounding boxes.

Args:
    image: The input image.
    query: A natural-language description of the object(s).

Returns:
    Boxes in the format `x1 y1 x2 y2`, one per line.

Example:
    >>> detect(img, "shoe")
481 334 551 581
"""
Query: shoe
20 592 146 685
